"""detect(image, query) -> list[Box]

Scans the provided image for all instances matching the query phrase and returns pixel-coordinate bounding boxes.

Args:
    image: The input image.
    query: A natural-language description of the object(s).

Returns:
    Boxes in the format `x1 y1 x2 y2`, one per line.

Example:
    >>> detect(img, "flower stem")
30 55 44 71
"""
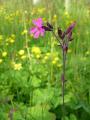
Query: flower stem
62 49 66 120
52 31 67 120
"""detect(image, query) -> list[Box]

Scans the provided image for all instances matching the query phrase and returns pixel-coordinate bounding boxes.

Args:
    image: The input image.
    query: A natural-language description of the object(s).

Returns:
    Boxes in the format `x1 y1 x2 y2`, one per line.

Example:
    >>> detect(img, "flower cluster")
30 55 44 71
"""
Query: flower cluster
30 18 76 53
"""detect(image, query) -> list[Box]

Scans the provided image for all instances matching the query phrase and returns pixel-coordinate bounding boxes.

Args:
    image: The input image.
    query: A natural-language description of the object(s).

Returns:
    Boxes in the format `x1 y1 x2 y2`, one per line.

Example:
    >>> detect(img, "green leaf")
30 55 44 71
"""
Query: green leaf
28 105 56 120
13 111 25 120
70 114 77 120
32 87 54 105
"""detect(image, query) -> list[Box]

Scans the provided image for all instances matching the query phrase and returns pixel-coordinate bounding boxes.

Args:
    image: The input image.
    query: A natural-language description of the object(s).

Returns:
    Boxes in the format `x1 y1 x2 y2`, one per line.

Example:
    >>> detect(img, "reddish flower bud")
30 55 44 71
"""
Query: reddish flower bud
66 21 76 34
47 22 53 30
42 22 53 31
67 31 73 41
58 28 65 40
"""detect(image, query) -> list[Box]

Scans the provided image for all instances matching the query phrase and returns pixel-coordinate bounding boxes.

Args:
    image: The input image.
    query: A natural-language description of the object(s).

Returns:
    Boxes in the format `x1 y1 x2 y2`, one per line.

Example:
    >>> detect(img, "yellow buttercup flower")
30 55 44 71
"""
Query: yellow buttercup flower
18 50 25 56
52 14 57 22
36 54 41 59
0 59 3 64
64 11 70 18
2 51 7 57
46 52 50 56
52 57 59 65
44 56 48 60
13 63 22 70
6 34 15 44
21 55 27 60
54 57 59 61
21 29 28 35
52 60 57 64
53 14 57 19
9 38 15 43
31 46 41 55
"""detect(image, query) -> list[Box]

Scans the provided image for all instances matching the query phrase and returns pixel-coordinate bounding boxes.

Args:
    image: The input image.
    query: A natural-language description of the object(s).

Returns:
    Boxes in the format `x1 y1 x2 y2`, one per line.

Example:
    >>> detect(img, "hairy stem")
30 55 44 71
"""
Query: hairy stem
62 49 66 120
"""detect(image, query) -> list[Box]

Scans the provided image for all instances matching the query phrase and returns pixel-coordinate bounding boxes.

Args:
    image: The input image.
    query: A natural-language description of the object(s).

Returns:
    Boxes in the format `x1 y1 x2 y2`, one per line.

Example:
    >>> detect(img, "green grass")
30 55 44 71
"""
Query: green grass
0 0 90 120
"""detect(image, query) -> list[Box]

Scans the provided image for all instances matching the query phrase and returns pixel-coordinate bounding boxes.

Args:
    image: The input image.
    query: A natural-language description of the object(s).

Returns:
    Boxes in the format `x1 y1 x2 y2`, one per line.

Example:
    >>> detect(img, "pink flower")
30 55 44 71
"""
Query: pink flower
30 18 45 39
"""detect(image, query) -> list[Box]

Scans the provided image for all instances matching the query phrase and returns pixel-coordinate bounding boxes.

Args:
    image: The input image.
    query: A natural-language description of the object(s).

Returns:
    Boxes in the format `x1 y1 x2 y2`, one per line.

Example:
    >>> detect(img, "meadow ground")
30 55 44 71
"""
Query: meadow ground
0 0 90 120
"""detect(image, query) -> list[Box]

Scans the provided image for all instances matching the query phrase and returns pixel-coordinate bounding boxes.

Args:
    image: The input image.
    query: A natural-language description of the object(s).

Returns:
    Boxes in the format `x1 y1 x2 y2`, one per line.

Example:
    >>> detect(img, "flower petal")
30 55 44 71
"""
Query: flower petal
30 27 38 34
34 31 40 38
33 18 43 27
40 28 45 36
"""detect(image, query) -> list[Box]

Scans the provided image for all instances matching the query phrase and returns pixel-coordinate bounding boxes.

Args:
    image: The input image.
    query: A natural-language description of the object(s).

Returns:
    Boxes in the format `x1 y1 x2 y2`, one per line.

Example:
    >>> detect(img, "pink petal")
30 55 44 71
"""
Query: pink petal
40 28 45 36
33 18 43 27
30 27 38 34
34 31 40 38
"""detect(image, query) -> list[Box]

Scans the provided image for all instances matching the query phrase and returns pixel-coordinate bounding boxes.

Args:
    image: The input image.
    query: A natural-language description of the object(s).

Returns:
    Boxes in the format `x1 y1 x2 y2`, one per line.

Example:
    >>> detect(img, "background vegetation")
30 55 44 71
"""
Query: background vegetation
0 0 90 120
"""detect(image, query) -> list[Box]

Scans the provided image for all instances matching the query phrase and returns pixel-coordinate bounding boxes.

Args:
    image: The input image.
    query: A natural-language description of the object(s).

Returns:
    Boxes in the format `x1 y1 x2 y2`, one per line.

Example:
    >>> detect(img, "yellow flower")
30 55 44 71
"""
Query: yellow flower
31 46 41 55
6 35 15 44
64 11 70 18
11 34 15 39
54 57 59 61
0 59 3 64
9 38 15 43
46 52 50 56
13 63 22 70
44 56 48 60
52 60 57 64
52 14 57 22
2 51 7 57
18 50 25 56
21 29 28 35
21 55 27 60
53 14 57 19
52 56 59 65
36 54 41 59
42 55 49 63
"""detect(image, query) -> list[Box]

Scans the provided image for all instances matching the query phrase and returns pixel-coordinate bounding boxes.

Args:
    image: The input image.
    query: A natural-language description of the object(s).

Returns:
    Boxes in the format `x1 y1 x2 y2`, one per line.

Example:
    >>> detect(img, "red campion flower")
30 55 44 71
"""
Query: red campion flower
30 18 45 39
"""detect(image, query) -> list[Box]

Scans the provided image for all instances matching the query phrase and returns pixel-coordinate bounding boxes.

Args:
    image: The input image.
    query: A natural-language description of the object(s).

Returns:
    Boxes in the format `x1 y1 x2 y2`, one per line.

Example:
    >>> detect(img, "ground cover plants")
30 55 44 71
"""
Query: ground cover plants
0 0 90 120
